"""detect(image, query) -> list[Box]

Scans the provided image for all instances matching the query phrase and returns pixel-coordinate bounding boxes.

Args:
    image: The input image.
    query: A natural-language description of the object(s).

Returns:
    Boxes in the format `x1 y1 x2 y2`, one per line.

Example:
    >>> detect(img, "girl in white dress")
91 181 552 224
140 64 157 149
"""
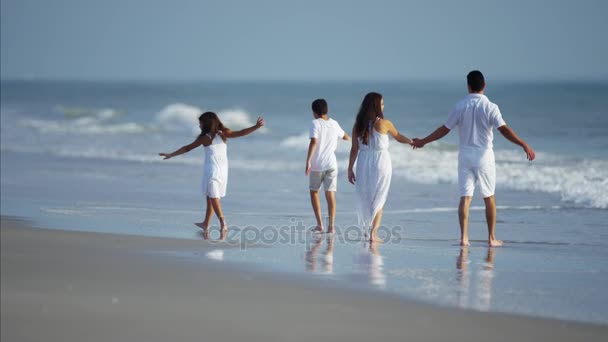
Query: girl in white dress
348 93 413 243
160 111 264 232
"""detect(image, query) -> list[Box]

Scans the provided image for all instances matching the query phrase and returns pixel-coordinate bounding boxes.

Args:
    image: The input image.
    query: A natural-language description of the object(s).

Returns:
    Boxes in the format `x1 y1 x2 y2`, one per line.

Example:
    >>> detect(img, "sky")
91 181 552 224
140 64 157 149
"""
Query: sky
1 0 607 81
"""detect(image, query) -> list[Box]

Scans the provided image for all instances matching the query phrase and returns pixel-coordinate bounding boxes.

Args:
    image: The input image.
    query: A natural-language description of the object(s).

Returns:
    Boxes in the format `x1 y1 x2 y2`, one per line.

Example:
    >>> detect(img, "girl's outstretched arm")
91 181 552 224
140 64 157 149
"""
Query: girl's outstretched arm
159 135 208 160
223 117 265 139
385 119 413 145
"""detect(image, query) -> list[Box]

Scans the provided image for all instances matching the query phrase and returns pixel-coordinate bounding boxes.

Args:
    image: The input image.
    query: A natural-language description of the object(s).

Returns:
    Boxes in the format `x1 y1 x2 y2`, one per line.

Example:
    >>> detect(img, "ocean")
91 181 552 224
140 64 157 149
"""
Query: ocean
1 80 607 324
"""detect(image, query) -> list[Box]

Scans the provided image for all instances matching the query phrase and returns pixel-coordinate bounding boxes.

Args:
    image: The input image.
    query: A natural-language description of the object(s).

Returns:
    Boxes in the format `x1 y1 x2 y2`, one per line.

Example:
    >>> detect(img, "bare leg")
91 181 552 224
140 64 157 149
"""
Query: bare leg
458 196 472 246
310 190 323 232
325 191 336 234
195 197 214 230
369 209 384 243
484 195 503 247
208 197 226 231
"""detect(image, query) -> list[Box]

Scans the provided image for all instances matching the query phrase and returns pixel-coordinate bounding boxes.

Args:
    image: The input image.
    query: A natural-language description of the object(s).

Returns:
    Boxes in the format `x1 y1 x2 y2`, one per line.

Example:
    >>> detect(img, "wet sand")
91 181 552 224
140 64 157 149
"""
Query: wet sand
2 217 606 342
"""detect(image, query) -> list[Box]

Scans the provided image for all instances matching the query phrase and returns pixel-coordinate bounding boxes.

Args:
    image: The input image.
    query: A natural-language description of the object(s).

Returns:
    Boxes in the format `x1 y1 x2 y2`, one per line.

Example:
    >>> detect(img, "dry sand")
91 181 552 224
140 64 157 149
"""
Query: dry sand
2 217 606 341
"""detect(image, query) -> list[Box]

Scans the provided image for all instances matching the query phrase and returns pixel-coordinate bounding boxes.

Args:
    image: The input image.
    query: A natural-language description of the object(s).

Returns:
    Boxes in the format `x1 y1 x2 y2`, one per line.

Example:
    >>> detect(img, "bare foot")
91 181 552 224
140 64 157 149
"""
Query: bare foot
327 226 335 234
194 222 209 230
219 219 227 231
489 239 503 247
460 239 471 246
311 225 324 233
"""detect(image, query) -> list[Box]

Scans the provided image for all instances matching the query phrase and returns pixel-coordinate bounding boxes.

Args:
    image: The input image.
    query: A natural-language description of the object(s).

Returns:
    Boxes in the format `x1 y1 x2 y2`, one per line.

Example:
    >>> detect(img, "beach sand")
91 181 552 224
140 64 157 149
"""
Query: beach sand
2 217 606 342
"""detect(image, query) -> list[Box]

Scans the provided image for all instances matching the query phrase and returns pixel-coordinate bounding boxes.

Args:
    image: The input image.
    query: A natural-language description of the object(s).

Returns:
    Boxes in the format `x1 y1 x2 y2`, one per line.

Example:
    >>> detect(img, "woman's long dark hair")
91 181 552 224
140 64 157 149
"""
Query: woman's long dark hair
199 112 227 143
354 92 383 145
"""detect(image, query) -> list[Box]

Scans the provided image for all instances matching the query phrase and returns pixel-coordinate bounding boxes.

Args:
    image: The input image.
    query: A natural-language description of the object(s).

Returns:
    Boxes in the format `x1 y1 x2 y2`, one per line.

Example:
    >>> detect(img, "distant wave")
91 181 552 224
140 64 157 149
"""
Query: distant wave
18 103 266 136
19 107 145 134
154 103 201 131
55 105 123 120
155 103 267 133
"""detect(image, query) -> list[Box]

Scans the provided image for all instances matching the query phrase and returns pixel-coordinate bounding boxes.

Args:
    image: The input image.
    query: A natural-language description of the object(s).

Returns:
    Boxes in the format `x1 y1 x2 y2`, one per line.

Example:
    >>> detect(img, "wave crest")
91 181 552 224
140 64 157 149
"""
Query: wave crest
155 104 266 133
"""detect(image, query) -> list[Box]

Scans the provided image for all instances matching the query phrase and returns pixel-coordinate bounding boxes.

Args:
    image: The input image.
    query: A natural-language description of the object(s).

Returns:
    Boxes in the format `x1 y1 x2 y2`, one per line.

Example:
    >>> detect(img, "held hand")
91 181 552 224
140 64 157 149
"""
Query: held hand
255 116 265 128
348 169 356 184
305 163 311 176
523 144 536 161
412 138 425 149
159 153 171 160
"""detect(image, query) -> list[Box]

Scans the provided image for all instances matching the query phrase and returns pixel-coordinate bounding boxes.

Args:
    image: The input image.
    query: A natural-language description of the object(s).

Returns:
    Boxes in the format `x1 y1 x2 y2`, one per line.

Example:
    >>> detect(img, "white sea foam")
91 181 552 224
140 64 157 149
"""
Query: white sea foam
19 107 144 135
388 143 608 209
383 205 560 215
53 147 202 165
19 118 146 134
41 207 93 217
55 106 123 120
155 103 201 130
219 108 268 132
280 132 309 148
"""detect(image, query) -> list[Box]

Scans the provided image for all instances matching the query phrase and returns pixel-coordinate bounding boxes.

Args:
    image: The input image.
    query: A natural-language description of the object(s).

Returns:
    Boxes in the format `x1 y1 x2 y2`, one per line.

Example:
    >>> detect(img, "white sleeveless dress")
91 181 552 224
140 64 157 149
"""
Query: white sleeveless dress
355 124 392 232
202 133 228 198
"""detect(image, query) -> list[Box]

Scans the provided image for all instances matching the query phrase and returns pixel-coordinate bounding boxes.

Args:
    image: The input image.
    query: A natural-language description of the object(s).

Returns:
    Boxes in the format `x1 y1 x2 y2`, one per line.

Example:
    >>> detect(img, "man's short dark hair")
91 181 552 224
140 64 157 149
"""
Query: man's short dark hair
467 70 485 92
311 99 328 115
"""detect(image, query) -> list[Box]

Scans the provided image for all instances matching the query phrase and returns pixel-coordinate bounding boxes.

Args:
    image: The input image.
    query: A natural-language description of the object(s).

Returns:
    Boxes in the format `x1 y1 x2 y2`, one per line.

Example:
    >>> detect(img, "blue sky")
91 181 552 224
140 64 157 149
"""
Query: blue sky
1 0 607 81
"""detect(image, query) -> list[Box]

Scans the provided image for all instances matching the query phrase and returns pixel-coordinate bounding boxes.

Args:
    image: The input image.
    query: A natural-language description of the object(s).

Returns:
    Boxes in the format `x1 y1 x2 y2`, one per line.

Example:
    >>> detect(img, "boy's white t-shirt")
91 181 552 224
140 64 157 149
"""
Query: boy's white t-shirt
309 118 345 171
445 93 506 150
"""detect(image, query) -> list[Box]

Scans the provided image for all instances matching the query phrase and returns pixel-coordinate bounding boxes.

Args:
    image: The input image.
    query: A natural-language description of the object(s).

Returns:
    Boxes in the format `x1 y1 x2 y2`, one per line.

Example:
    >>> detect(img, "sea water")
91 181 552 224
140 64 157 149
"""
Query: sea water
1 80 607 324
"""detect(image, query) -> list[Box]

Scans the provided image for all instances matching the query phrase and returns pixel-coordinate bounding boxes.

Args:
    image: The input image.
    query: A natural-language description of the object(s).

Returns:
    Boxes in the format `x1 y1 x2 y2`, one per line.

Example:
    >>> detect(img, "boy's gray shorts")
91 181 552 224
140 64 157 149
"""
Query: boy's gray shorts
309 169 337 192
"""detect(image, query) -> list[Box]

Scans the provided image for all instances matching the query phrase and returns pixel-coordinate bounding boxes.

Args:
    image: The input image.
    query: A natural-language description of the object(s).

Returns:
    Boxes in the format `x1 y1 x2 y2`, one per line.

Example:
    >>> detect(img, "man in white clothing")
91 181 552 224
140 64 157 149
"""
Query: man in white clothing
305 99 350 234
413 71 535 246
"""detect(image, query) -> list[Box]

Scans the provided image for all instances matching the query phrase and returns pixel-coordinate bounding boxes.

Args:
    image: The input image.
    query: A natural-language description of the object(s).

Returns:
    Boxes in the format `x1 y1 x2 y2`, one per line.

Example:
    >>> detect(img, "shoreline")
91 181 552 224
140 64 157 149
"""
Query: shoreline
2 216 607 341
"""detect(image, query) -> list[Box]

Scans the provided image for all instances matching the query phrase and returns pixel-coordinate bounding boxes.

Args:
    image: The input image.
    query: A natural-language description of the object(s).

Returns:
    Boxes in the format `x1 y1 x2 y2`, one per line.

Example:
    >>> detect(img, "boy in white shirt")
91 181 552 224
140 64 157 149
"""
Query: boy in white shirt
413 71 535 247
305 99 350 234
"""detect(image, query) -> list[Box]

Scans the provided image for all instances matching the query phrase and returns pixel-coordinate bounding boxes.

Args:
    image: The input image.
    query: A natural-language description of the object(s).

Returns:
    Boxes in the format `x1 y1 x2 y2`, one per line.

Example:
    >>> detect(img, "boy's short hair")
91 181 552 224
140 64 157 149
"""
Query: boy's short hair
311 99 328 115
467 70 485 92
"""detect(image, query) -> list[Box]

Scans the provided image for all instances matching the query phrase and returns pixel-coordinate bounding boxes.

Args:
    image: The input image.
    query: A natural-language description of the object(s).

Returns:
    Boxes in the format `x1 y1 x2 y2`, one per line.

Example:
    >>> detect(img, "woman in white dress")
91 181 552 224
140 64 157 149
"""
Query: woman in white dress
160 111 264 232
348 93 413 243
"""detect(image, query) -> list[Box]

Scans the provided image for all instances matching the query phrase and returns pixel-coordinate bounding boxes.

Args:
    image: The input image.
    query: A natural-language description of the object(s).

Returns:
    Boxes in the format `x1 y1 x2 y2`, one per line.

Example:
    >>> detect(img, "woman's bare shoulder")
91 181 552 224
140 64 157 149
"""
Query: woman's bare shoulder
198 134 213 146
375 118 392 131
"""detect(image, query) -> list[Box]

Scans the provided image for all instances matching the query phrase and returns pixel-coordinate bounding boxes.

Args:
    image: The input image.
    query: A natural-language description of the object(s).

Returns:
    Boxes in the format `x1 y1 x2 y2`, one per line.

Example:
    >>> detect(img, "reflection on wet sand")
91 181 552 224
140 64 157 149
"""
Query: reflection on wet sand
456 247 495 311
305 234 334 274
201 229 227 261
456 248 470 308
358 241 386 289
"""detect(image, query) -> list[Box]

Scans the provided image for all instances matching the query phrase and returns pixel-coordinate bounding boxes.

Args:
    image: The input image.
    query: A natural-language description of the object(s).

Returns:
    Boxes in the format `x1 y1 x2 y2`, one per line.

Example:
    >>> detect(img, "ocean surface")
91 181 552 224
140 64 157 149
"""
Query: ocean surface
1 80 607 324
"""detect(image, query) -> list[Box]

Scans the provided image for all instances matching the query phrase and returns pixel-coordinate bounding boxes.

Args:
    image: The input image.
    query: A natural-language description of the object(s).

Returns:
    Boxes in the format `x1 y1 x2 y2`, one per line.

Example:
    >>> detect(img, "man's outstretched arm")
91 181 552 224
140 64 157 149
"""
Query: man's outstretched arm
413 125 451 148
497 125 535 160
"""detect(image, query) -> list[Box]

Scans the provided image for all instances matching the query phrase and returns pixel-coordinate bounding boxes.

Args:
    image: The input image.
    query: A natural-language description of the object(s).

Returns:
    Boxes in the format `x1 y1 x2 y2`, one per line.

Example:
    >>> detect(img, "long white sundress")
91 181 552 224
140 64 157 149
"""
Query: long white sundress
355 122 392 233
201 133 228 199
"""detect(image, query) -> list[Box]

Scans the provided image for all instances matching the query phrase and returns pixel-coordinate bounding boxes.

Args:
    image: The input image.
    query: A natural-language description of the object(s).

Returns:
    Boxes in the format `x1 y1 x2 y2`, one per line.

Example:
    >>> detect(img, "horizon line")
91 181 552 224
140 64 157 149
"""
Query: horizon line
1 76 608 84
